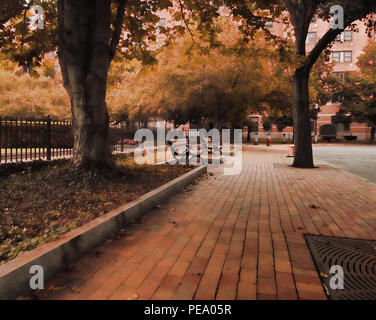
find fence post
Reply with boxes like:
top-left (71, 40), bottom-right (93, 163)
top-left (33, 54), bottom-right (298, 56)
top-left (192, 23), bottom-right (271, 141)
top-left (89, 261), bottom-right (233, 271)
top-left (10, 118), bottom-right (13, 162)
top-left (0, 116), bottom-right (2, 163)
top-left (46, 116), bottom-right (52, 161)
top-left (5, 117), bottom-right (8, 163)
top-left (121, 122), bottom-right (125, 153)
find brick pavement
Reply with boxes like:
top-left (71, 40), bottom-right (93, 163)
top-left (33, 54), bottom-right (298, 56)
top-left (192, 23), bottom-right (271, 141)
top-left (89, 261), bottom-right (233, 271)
top-left (34, 145), bottom-right (376, 300)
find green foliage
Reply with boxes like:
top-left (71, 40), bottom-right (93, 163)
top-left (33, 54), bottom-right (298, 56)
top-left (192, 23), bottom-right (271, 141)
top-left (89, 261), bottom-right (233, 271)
top-left (269, 115), bottom-right (293, 132)
top-left (0, 0), bottom-right (228, 71)
top-left (331, 111), bottom-right (352, 128)
top-left (262, 117), bottom-right (272, 132)
top-left (41, 58), bottom-right (57, 78)
top-left (309, 52), bottom-right (334, 106)
top-left (109, 23), bottom-right (295, 128)
top-left (0, 69), bottom-right (70, 119)
top-left (2, 0), bottom-right (374, 128)
top-left (333, 42), bottom-right (376, 131)
top-left (0, 0), bottom-right (58, 74)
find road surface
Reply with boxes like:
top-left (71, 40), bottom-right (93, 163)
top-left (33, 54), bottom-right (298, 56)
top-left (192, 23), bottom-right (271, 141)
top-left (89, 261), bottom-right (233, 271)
top-left (313, 145), bottom-right (376, 184)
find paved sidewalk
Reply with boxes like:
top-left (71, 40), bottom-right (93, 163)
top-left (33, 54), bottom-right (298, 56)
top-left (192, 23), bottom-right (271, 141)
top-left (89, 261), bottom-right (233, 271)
top-left (34, 145), bottom-right (376, 300)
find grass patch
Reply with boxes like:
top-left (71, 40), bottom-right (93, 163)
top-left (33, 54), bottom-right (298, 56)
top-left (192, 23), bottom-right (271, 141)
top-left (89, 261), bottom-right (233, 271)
top-left (0, 154), bottom-right (192, 264)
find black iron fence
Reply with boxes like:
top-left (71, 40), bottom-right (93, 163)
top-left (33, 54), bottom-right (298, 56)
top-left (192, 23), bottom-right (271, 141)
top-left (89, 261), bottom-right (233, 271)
top-left (110, 122), bottom-right (140, 153)
top-left (0, 117), bottom-right (139, 164)
top-left (0, 116), bottom-right (73, 163)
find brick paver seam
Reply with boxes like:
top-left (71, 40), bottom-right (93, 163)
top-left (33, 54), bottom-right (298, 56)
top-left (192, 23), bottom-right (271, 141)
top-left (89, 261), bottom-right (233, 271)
top-left (151, 168), bottom-right (240, 299)
top-left (190, 160), bottom-right (252, 299)
top-left (214, 153), bottom-right (257, 300)
top-left (84, 170), bottom-right (226, 299)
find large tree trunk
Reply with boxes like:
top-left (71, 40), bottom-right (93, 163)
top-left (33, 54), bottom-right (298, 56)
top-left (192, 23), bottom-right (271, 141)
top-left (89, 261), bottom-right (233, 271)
top-left (292, 68), bottom-right (314, 168)
top-left (283, 0), bottom-right (371, 168)
top-left (57, 0), bottom-right (113, 171)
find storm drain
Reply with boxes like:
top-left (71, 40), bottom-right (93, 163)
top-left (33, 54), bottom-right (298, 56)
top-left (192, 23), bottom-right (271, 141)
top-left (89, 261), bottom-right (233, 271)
top-left (304, 234), bottom-right (376, 300)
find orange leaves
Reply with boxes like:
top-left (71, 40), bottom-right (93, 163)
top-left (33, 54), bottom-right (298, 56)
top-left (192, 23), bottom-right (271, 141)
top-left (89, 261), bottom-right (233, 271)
top-left (0, 69), bottom-right (70, 119)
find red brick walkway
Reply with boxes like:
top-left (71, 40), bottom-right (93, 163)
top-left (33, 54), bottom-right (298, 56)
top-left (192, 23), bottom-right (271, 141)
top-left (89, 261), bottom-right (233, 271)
top-left (35, 145), bottom-right (376, 300)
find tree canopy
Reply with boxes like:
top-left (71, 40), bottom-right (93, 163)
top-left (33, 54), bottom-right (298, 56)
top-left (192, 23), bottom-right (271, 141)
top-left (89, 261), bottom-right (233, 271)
top-left (332, 42), bottom-right (376, 143)
top-left (108, 22), bottom-right (295, 129)
top-left (1, 0), bottom-right (376, 170)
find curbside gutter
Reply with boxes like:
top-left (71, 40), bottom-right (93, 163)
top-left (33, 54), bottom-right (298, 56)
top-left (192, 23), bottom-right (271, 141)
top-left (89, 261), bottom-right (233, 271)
top-left (0, 165), bottom-right (207, 300)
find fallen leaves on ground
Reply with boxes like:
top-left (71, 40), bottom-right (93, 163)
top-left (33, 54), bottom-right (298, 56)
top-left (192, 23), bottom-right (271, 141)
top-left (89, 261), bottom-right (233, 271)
top-left (0, 154), bottom-right (192, 264)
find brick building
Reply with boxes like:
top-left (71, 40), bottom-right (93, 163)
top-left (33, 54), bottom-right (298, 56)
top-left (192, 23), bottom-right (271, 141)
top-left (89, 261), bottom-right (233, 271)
top-left (252, 17), bottom-right (376, 141)
top-left (154, 10), bottom-right (375, 141)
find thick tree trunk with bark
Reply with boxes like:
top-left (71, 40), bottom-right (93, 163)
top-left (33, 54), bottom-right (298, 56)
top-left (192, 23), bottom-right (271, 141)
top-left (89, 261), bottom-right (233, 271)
top-left (283, 0), bottom-right (346, 168)
top-left (283, 1), bottom-right (316, 168)
top-left (57, 0), bottom-right (113, 171)
top-left (292, 68), bottom-right (314, 168)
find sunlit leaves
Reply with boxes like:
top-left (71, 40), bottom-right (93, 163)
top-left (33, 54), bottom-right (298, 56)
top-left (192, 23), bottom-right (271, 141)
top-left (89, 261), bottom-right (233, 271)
top-left (334, 42), bottom-right (376, 129)
top-left (108, 24), bottom-right (296, 128)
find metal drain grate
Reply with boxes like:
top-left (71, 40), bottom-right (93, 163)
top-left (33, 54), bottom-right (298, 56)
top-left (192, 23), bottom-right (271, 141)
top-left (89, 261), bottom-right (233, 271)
top-left (305, 234), bottom-right (376, 300)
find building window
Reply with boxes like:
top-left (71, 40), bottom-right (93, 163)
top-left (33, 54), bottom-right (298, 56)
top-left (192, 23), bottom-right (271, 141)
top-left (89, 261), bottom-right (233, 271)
top-left (265, 21), bottom-right (273, 29)
top-left (333, 71), bottom-right (345, 80)
top-left (344, 30), bottom-right (352, 41)
top-left (344, 51), bottom-right (352, 62)
top-left (336, 31), bottom-right (353, 42)
top-left (306, 32), bottom-right (317, 44)
top-left (333, 52), bottom-right (341, 62)
top-left (332, 51), bottom-right (352, 63)
top-left (158, 18), bottom-right (166, 27)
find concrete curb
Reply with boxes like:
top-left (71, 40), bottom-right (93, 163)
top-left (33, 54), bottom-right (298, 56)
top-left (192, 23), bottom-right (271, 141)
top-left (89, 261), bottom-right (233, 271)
top-left (0, 165), bottom-right (207, 300)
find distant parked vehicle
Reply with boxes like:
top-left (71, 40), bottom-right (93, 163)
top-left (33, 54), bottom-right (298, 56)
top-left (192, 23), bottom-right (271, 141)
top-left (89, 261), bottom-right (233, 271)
top-left (120, 139), bottom-right (138, 145)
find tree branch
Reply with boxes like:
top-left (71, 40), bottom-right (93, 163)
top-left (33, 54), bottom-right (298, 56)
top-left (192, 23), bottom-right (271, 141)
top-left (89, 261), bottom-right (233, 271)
top-left (178, 0), bottom-right (195, 45)
top-left (303, 22), bottom-right (351, 74)
top-left (56, 0), bottom-right (72, 98)
top-left (109, 0), bottom-right (128, 61)
top-left (283, 0), bottom-right (298, 26)
top-left (0, 0), bottom-right (30, 26)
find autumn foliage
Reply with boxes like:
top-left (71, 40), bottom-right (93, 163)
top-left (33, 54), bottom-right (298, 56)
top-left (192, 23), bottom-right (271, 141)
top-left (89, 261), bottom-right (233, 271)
top-left (0, 70), bottom-right (70, 119)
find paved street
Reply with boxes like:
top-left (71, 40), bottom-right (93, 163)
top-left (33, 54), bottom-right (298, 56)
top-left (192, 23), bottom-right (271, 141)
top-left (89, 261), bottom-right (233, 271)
top-left (313, 145), bottom-right (376, 184)
top-left (32, 145), bottom-right (376, 300)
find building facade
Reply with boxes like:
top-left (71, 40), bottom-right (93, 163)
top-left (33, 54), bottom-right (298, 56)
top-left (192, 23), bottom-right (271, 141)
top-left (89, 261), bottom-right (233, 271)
top-left (156, 10), bottom-right (375, 141)
top-left (253, 17), bottom-right (376, 141)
